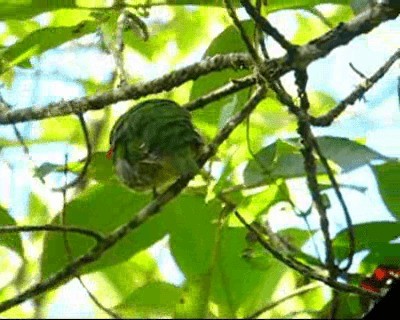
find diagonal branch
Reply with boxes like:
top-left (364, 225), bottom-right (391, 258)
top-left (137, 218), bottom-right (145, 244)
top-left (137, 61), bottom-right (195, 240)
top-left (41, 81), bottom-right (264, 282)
top-left (0, 86), bottom-right (267, 314)
top-left (233, 210), bottom-right (379, 299)
top-left (239, 0), bottom-right (296, 52)
top-left (223, 0), bottom-right (260, 63)
top-left (310, 48), bottom-right (400, 126)
top-left (246, 282), bottom-right (322, 319)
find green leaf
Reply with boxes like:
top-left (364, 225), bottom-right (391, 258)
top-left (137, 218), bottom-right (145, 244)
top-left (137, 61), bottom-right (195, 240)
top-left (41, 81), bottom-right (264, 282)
top-left (39, 116), bottom-right (83, 144)
top-left (168, 196), bottom-right (289, 317)
top-left (190, 20), bottom-right (254, 138)
top-left (361, 244), bottom-right (400, 268)
top-left (314, 136), bottom-right (390, 172)
top-left (333, 221), bottom-right (400, 261)
top-left (115, 282), bottom-right (182, 318)
top-left (86, 151), bottom-right (117, 184)
top-left (175, 275), bottom-right (209, 318)
top-left (279, 228), bottom-right (317, 248)
top-left (0, 206), bottom-right (23, 257)
top-left (6, 20), bottom-right (40, 39)
top-left (243, 139), bottom-right (309, 186)
top-left (1, 21), bottom-right (98, 73)
top-left (41, 184), bottom-right (170, 278)
top-left (26, 192), bottom-right (50, 225)
top-left (244, 136), bottom-right (391, 186)
top-left (86, 250), bottom-right (162, 312)
top-left (372, 162), bottom-right (400, 219)
top-left (292, 11), bottom-right (329, 45)
top-left (0, 0), bottom-right (106, 20)
top-left (212, 227), bottom-right (288, 318)
top-left (169, 197), bottom-right (220, 276)
top-left (126, 6), bottom-right (216, 61)
top-left (308, 91), bottom-right (337, 117)
top-left (319, 292), bottom-right (364, 319)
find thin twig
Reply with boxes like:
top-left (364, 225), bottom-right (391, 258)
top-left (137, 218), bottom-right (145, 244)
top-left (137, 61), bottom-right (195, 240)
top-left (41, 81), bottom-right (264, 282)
top-left (349, 62), bottom-right (367, 79)
top-left (254, 0), bottom-right (270, 61)
top-left (223, 0), bottom-right (260, 63)
top-left (311, 48), bottom-right (400, 126)
top-left (239, 0), bottom-right (296, 53)
top-left (60, 154), bottom-right (121, 319)
top-left (233, 210), bottom-right (379, 299)
top-left (52, 113), bottom-right (92, 192)
top-left (114, 9), bottom-right (130, 86)
top-left (124, 10), bottom-right (149, 41)
top-left (282, 309), bottom-right (322, 319)
top-left (184, 75), bottom-right (256, 112)
top-left (0, 94), bottom-right (44, 182)
top-left (246, 282), bottom-right (322, 319)
top-left (0, 225), bottom-right (104, 242)
top-left (307, 8), bottom-right (334, 28)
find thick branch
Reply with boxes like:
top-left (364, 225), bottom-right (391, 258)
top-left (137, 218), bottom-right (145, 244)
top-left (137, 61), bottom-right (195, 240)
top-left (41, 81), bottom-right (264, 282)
top-left (0, 53), bottom-right (252, 124)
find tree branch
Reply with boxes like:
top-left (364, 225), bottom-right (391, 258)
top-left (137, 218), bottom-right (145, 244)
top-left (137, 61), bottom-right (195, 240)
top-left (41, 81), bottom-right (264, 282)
top-left (310, 48), bottom-right (400, 126)
top-left (0, 225), bottom-right (104, 243)
top-left (233, 210), bottom-right (380, 299)
top-left (246, 282), bottom-right (322, 319)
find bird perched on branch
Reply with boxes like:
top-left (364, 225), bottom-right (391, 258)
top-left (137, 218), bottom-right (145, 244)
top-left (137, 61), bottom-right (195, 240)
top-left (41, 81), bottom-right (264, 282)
top-left (107, 99), bottom-right (204, 193)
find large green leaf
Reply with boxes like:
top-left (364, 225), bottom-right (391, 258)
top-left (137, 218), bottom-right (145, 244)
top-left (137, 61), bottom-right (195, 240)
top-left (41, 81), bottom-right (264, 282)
top-left (41, 184), bottom-right (169, 278)
top-left (333, 221), bottom-right (400, 261)
top-left (292, 11), bottom-right (330, 45)
top-left (243, 139), bottom-right (312, 186)
top-left (115, 282), bottom-right (182, 318)
top-left (0, 21), bottom-right (98, 73)
top-left (190, 20), bottom-right (254, 138)
top-left (372, 162), bottom-right (400, 219)
top-left (169, 197), bottom-right (220, 277)
top-left (361, 244), bottom-right (400, 269)
top-left (169, 200), bottom-right (290, 317)
top-left (314, 136), bottom-right (390, 172)
top-left (211, 227), bottom-right (289, 318)
top-left (244, 136), bottom-right (390, 186)
top-left (84, 250), bottom-right (162, 313)
top-left (0, 0), bottom-right (107, 20)
top-left (0, 206), bottom-right (24, 257)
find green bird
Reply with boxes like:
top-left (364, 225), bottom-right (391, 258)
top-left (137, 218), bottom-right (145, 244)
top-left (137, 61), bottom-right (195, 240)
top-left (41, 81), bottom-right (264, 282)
top-left (107, 99), bottom-right (204, 193)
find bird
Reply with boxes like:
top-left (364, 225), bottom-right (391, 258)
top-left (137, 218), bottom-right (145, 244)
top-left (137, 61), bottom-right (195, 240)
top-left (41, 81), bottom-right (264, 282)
top-left (107, 99), bottom-right (204, 194)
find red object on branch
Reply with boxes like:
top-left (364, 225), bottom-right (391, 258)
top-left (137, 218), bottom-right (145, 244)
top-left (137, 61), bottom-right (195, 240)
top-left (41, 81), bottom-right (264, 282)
top-left (361, 265), bottom-right (400, 293)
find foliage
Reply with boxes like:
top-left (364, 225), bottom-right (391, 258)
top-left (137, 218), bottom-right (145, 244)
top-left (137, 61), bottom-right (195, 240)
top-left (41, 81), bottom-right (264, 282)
top-left (0, 0), bottom-right (398, 318)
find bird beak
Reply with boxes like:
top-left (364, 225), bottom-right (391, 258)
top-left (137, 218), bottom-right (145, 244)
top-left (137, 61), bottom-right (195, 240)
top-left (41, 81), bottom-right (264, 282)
top-left (106, 147), bottom-right (114, 160)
